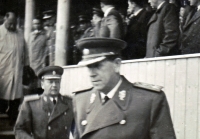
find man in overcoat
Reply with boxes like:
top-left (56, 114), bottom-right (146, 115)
top-left (73, 37), bottom-right (176, 139)
top-left (123, 0), bottom-right (153, 59)
top-left (96, 0), bottom-right (124, 39)
top-left (146, 0), bottom-right (179, 57)
top-left (0, 12), bottom-right (25, 124)
top-left (181, 0), bottom-right (200, 54)
top-left (15, 66), bottom-right (74, 139)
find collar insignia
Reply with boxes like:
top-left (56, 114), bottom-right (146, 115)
top-left (119, 90), bottom-right (126, 101)
top-left (90, 93), bottom-right (96, 104)
top-left (52, 71), bottom-right (56, 75)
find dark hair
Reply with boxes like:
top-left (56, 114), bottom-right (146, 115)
top-left (101, 0), bottom-right (118, 5)
top-left (129, 0), bottom-right (147, 7)
top-left (5, 12), bottom-right (16, 19)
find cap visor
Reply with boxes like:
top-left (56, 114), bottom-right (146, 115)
top-left (43, 15), bottom-right (52, 19)
top-left (78, 56), bottom-right (106, 66)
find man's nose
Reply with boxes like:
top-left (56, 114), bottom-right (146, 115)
top-left (52, 81), bottom-right (56, 86)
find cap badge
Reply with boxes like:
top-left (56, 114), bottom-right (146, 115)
top-left (52, 71), bottom-right (56, 75)
top-left (83, 49), bottom-right (90, 55)
top-left (90, 93), bottom-right (96, 104)
top-left (119, 90), bottom-right (126, 101)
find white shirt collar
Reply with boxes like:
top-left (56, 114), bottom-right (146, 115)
top-left (134, 8), bottom-right (143, 16)
top-left (49, 96), bottom-right (58, 102)
top-left (104, 7), bottom-right (115, 17)
top-left (157, 1), bottom-right (165, 10)
top-left (100, 78), bottom-right (122, 100)
top-left (198, 5), bottom-right (200, 11)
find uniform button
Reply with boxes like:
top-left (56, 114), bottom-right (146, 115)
top-left (119, 120), bottom-right (126, 125)
top-left (65, 126), bottom-right (67, 130)
top-left (48, 126), bottom-right (51, 130)
top-left (64, 112), bottom-right (67, 115)
top-left (48, 112), bottom-right (51, 116)
top-left (81, 120), bottom-right (87, 126)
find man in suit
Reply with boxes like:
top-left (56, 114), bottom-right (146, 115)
top-left (15, 66), bottom-right (74, 139)
top-left (73, 37), bottom-right (176, 139)
top-left (146, 0), bottom-right (179, 57)
top-left (96, 0), bottom-right (124, 39)
top-left (181, 0), bottom-right (200, 54)
top-left (122, 0), bottom-right (153, 59)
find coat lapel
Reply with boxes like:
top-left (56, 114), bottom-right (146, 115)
top-left (148, 12), bottom-right (157, 26)
top-left (48, 96), bottom-right (69, 123)
top-left (112, 76), bottom-right (132, 111)
top-left (185, 10), bottom-right (200, 28)
top-left (81, 76), bottom-right (133, 138)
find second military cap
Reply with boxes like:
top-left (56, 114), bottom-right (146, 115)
top-left (37, 66), bottom-right (63, 79)
top-left (77, 37), bottom-right (126, 66)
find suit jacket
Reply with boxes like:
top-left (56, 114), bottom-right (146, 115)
top-left (123, 9), bottom-right (153, 59)
top-left (73, 76), bottom-right (176, 139)
top-left (181, 8), bottom-right (200, 54)
top-left (96, 9), bottom-right (124, 39)
top-left (146, 3), bottom-right (179, 58)
top-left (15, 94), bottom-right (74, 139)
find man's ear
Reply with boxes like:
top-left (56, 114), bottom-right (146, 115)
top-left (113, 58), bottom-right (121, 73)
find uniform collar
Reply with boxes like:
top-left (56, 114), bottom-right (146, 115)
top-left (157, 1), bottom-right (165, 10)
top-left (104, 7), bottom-right (114, 17)
top-left (134, 8), bottom-right (143, 16)
top-left (100, 78), bottom-right (122, 100)
top-left (198, 5), bottom-right (200, 11)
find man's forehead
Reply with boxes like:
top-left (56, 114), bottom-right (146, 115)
top-left (6, 18), bottom-right (16, 23)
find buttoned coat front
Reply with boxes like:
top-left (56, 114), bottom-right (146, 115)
top-left (146, 3), bottom-right (179, 58)
top-left (123, 9), bottom-right (153, 59)
top-left (15, 94), bottom-right (74, 139)
top-left (181, 9), bottom-right (200, 54)
top-left (73, 76), bottom-right (176, 139)
top-left (96, 9), bottom-right (124, 39)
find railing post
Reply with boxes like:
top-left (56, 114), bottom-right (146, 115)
top-left (55, 0), bottom-right (70, 66)
top-left (24, 0), bottom-right (35, 65)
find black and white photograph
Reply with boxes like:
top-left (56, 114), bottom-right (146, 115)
top-left (0, 0), bottom-right (199, 139)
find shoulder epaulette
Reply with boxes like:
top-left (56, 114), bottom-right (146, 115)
top-left (61, 95), bottom-right (72, 101)
top-left (24, 94), bottom-right (40, 102)
top-left (133, 82), bottom-right (163, 92)
top-left (73, 87), bottom-right (93, 95)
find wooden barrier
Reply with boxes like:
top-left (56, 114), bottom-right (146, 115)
top-left (61, 53), bottom-right (200, 139)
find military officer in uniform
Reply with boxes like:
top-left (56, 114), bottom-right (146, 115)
top-left (73, 38), bottom-right (176, 139)
top-left (15, 66), bottom-right (74, 139)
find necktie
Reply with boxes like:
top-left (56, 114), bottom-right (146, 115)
top-left (102, 95), bottom-right (109, 104)
top-left (53, 98), bottom-right (56, 105)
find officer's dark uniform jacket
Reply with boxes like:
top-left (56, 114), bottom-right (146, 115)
top-left (73, 76), bottom-right (176, 139)
top-left (15, 94), bottom-right (74, 139)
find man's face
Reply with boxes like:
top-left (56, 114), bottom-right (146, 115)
top-left (91, 14), bottom-right (101, 26)
top-left (33, 19), bottom-right (42, 30)
top-left (148, 0), bottom-right (158, 8)
top-left (189, 0), bottom-right (198, 6)
top-left (87, 58), bottom-right (121, 92)
top-left (41, 79), bottom-right (61, 96)
top-left (4, 18), bottom-right (17, 32)
top-left (127, 1), bottom-right (136, 14)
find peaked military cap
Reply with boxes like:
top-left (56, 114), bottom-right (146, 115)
top-left (93, 7), bottom-right (104, 17)
top-left (77, 37), bottom-right (127, 66)
top-left (78, 15), bottom-right (90, 23)
top-left (43, 10), bottom-right (56, 19)
top-left (37, 66), bottom-right (63, 79)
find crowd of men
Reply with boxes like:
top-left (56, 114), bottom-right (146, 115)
top-left (0, 0), bottom-right (199, 138)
